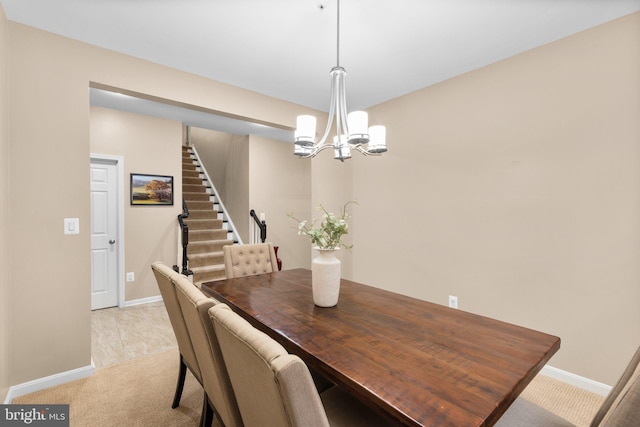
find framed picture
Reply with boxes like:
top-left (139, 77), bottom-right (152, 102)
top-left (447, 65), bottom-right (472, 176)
top-left (130, 173), bottom-right (174, 206)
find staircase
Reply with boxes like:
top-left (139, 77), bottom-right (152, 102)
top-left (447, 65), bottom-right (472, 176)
top-left (181, 146), bottom-right (235, 285)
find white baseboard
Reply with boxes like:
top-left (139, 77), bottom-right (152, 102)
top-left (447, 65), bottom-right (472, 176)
top-left (123, 295), bottom-right (163, 307)
top-left (2, 359), bottom-right (610, 405)
top-left (4, 363), bottom-right (95, 403)
top-left (541, 365), bottom-right (612, 396)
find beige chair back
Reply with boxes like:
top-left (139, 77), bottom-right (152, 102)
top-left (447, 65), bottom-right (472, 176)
top-left (223, 243), bottom-right (278, 278)
top-left (151, 262), bottom-right (201, 383)
top-left (591, 345), bottom-right (640, 427)
top-left (210, 304), bottom-right (330, 427)
top-left (173, 275), bottom-right (243, 427)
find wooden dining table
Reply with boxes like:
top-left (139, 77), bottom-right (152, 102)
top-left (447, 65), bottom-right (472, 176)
top-left (202, 268), bottom-right (560, 427)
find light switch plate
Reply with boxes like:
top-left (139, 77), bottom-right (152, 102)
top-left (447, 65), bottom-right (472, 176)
top-left (64, 218), bottom-right (80, 235)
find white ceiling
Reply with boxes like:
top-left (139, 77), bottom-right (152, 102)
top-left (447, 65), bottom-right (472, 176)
top-left (2, 0), bottom-right (639, 138)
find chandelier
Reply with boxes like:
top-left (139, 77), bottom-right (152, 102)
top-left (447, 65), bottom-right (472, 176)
top-left (293, 0), bottom-right (387, 161)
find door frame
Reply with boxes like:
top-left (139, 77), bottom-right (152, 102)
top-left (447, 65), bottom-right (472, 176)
top-left (90, 153), bottom-right (125, 308)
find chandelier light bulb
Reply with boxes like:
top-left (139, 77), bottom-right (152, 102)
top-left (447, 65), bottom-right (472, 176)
top-left (347, 111), bottom-right (369, 145)
top-left (367, 125), bottom-right (387, 153)
top-left (295, 115), bottom-right (316, 146)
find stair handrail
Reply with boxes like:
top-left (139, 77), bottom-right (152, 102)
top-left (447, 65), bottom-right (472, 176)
top-left (247, 211), bottom-right (281, 269)
top-left (189, 145), bottom-right (243, 244)
top-left (177, 199), bottom-right (193, 276)
top-left (250, 209), bottom-right (267, 243)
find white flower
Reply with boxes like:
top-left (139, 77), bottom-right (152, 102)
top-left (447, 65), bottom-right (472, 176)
top-left (288, 201), bottom-right (357, 250)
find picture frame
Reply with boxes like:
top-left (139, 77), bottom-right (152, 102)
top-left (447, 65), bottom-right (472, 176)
top-left (130, 173), bottom-right (174, 206)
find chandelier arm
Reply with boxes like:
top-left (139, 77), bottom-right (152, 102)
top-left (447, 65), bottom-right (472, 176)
top-left (337, 72), bottom-right (349, 138)
top-left (297, 142), bottom-right (335, 159)
top-left (317, 143), bottom-right (336, 154)
top-left (335, 81), bottom-right (344, 145)
top-left (314, 70), bottom-right (339, 149)
top-left (353, 145), bottom-right (382, 156)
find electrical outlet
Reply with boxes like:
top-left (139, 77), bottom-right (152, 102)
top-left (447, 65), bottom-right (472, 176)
top-left (126, 272), bottom-right (135, 282)
top-left (449, 295), bottom-right (458, 309)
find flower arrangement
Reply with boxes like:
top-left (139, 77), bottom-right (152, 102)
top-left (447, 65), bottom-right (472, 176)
top-left (289, 201), bottom-right (357, 250)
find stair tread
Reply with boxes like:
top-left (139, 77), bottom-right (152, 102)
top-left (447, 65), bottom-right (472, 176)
top-left (190, 239), bottom-right (233, 245)
top-left (181, 147), bottom-right (237, 280)
top-left (185, 222), bottom-right (223, 226)
top-left (190, 264), bottom-right (226, 273)
top-left (189, 250), bottom-right (224, 259)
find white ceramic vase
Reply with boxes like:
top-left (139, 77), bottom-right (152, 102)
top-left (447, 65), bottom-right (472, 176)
top-left (311, 248), bottom-right (341, 307)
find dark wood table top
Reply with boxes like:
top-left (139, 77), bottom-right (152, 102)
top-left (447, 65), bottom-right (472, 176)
top-left (202, 268), bottom-right (560, 427)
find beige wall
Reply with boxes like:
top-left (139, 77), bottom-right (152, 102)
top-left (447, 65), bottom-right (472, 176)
top-left (355, 13), bottom-right (640, 385)
top-left (191, 128), bottom-right (234, 204)
top-left (249, 135), bottom-right (311, 270)
top-left (8, 26), bottom-right (93, 386)
top-left (0, 4), bottom-right (9, 400)
top-left (224, 135), bottom-right (250, 243)
top-left (90, 106), bottom-right (182, 301)
top-left (6, 21), bottom-right (318, 386)
top-left (310, 152), bottom-right (355, 278)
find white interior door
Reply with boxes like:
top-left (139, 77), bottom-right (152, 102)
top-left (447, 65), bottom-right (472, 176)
top-left (90, 160), bottom-right (119, 310)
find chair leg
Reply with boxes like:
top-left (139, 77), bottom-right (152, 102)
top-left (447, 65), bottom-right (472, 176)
top-left (200, 393), bottom-right (214, 427)
top-left (172, 354), bottom-right (188, 409)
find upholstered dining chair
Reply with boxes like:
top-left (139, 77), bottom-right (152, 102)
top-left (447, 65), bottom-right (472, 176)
top-left (151, 262), bottom-right (202, 409)
top-left (173, 274), bottom-right (243, 427)
top-left (223, 242), bottom-right (278, 278)
top-left (209, 303), bottom-right (394, 427)
top-left (496, 345), bottom-right (640, 427)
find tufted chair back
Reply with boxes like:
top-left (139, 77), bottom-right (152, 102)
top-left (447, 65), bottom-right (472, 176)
top-left (223, 243), bottom-right (279, 278)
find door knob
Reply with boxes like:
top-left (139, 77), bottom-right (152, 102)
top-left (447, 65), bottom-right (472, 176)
top-left (109, 240), bottom-right (116, 244)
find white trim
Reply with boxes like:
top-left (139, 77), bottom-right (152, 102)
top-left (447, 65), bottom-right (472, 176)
top-left (4, 363), bottom-right (95, 403)
top-left (1, 352), bottom-right (610, 404)
top-left (90, 153), bottom-right (126, 308)
top-left (123, 295), bottom-right (163, 307)
top-left (541, 365), bottom-right (612, 396)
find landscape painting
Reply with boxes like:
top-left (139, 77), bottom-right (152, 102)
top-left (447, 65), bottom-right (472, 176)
top-left (130, 173), bottom-right (174, 206)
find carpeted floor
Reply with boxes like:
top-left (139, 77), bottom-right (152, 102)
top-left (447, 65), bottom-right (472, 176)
top-left (13, 349), bottom-right (211, 427)
top-left (12, 346), bottom-right (605, 427)
top-left (519, 374), bottom-right (605, 426)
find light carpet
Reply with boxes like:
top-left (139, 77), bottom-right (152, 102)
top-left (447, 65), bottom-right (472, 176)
top-left (519, 374), bottom-right (604, 426)
top-left (12, 349), bottom-right (217, 427)
top-left (12, 348), bottom-right (604, 426)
